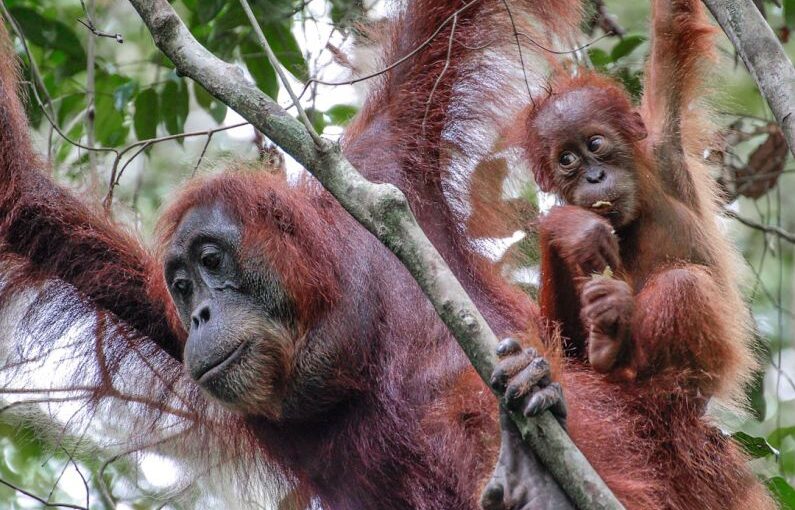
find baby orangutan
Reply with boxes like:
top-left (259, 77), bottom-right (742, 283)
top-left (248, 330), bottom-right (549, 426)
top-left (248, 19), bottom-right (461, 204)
top-left (516, 0), bottom-right (755, 398)
top-left (481, 1), bottom-right (764, 508)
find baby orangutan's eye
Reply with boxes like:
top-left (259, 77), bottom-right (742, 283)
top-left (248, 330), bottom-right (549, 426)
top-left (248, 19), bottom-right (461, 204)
top-left (559, 151), bottom-right (579, 169)
top-left (587, 135), bottom-right (606, 153)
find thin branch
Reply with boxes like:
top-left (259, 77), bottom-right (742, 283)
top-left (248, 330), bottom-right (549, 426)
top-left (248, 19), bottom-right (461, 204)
top-left (702, 0), bottom-right (795, 157)
top-left (102, 121), bottom-right (249, 210)
top-left (517, 30), bottom-right (615, 56)
top-left (0, 478), bottom-right (87, 510)
top-left (422, 14), bottom-right (457, 135)
top-left (193, 131), bottom-right (214, 176)
top-left (76, 18), bottom-right (124, 43)
top-left (83, 0), bottom-right (99, 190)
top-left (1, 13), bottom-right (119, 157)
top-left (586, 0), bottom-right (625, 37)
top-left (125, 1), bottom-right (623, 508)
top-left (295, 0), bottom-right (483, 102)
top-left (64, 450), bottom-right (90, 510)
top-left (47, 448), bottom-right (89, 510)
top-left (0, 1), bottom-right (58, 162)
top-left (78, 0), bottom-right (124, 43)
top-left (238, 0), bottom-right (322, 147)
top-left (501, 0), bottom-right (532, 100)
top-left (724, 208), bottom-right (795, 243)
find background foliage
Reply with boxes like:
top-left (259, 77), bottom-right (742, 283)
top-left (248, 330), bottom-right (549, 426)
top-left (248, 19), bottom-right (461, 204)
top-left (0, 0), bottom-right (794, 508)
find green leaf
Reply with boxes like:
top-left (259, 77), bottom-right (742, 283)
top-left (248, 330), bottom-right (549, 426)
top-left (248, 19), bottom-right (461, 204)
top-left (57, 93), bottom-right (85, 126)
top-left (9, 7), bottom-right (52, 48)
top-left (769, 427), bottom-right (795, 449)
top-left (305, 107), bottom-right (327, 134)
top-left (161, 79), bottom-right (190, 138)
top-left (134, 88), bottom-right (159, 141)
top-left (263, 22), bottom-right (308, 81)
top-left (94, 93), bottom-right (128, 147)
top-left (588, 48), bottom-right (611, 68)
top-left (326, 104), bottom-right (358, 126)
top-left (785, 0), bottom-right (795, 28)
top-left (613, 67), bottom-right (643, 102)
top-left (767, 477), bottom-right (795, 510)
top-left (242, 36), bottom-right (278, 98)
top-left (197, 0), bottom-right (225, 24)
top-left (194, 83), bottom-right (227, 124)
top-left (731, 431), bottom-right (778, 459)
top-left (114, 81), bottom-right (138, 112)
top-left (9, 6), bottom-right (86, 76)
top-left (330, 0), bottom-right (365, 26)
top-left (610, 35), bottom-right (646, 62)
top-left (55, 122), bottom-right (84, 165)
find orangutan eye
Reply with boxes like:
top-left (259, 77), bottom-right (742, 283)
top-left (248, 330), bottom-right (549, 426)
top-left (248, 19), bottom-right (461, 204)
top-left (587, 135), bottom-right (606, 153)
top-left (172, 278), bottom-right (192, 298)
top-left (200, 247), bottom-right (222, 271)
top-left (558, 151), bottom-right (579, 169)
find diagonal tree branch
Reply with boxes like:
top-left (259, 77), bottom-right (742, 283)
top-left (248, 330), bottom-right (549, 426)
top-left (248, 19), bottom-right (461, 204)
top-left (702, 0), bottom-right (795, 158)
top-left (124, 0), bottom-right (623, 508)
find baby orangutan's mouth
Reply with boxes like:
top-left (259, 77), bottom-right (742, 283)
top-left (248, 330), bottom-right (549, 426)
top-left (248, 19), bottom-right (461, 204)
top-left (591, 200), bottom-right (613, 210)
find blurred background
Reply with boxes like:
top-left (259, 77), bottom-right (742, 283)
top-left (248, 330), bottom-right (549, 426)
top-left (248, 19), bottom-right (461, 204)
top-left (0, 0), bottom-right (793, 508)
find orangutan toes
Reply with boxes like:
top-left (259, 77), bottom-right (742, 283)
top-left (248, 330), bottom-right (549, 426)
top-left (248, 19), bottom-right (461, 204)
top-left (482, 342), bottom-right (572, 509)
top-left (491, 338), bottom-right (567, 425)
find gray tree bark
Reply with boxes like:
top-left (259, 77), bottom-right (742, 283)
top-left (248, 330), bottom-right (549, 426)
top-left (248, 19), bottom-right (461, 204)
top-left (703, 0), bottom-right (795, 157)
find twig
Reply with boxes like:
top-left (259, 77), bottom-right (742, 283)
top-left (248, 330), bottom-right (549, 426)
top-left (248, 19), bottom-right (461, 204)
top-left (500, 0), bottom-right (532, 100)
top-left (1, 12), bottom-right (118, 157)
top-left (97, 430), bottom-right (187, 507)
top-left (294, 0), bottom-right (483, 102)
top-left (421, 14), bottom-right (457, 135)
top-left (65, 451), bottom-right (90, 510)
top-left (102, 121), bottom-right (248, 210)
top-left (47, 447), bottom-right (89, 509)
top-left (78, 0), bottom-right (123, 43)
top-left (0, 1), bottom-right (57, 156)
top-left (723, 208), bottom-right (795, 244)
top-left (0, 478), bottom-right (87, 510)
top-left (517, 30), bottom-right (615, 56)
top-left (587, 0), bottom-right (625, 37)
top-left (193, 131), bottom-right (214, 176)
top-left (238, 0), bottom-right (323, 147)
top-left (84, 0), bottom-right (99, 190)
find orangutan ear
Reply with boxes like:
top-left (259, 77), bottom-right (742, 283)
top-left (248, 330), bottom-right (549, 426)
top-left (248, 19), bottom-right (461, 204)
top-left (629, 111), bottom-right (648, 142)
top-left (531, 161), bottom-right (555, 193)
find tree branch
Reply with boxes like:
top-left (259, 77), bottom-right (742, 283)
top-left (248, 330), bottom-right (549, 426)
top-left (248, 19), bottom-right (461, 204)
top-left (124, 1), bottom-right (623, 508)
top-left (702, 0), bottom-right (795, 158)
top-left (724, 208), bottom-right (795, 244)
top-left (0, 478), bottom-right (87, 510)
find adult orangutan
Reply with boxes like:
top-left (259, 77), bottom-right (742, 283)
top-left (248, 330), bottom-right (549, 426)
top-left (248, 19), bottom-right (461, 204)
top-left (0, 1), bottom-right (772, 509)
